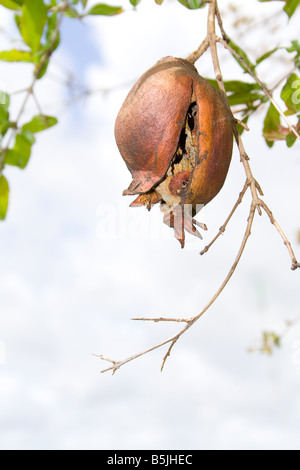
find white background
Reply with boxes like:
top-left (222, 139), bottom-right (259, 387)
top-left (0, 0), bottom-right (300, 450)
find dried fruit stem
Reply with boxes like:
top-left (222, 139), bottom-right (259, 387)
top-left (186, 37), bottom-right (209, 64)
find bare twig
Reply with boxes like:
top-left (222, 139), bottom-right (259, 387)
top-left (186, 37), bottom-right (209, 64)
top-left (215, 2), bottom-right (230, 43)
top-left (259, 200), bottom-right (300, 271)
top-left (200, 179), bottom-right (250, 255)
top-left (132, 317), bottom-right (190, 323)
top-left (235, 118), bottom-right (250, 131)
top-left (208, 1), bottom-right (226, 97)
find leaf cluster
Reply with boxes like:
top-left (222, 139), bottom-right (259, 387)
top-left (263, 42), bottom-right (300, 148)
top-left (0, 0), bottom-right (125, 219)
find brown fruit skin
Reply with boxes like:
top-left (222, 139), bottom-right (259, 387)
top-left (168, 171), bottom-right (191, 197)
top-left (115, 56), bottom-right (233, 207)
top-left (115, 57), bottom-right (194, 195)
top-left (183, 72), bottom-right (233, 209)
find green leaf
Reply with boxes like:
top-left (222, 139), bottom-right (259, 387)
top-left (0, 174), bottom-right (9, 220)
top-left (177, 0), bottom-right (206, 8)
top-left (280, 73), bottom-right (300, 114)
top-left (256, 47), bottom-right (279, 66)
top-left (20, 0), bottom-right (47, 53)
top-left (64, 6), bottom-right (81, 17)
top-left (34, 59), bottom-right (49, 80)
top-left (286, 40), bottom-right (300, 69)
top-left (0, 0), bottom-right (23, 10)
top-left (35, 11), bottom-right (61, 80)
top-left (189, 0), bottom-right (205, 7)
top-left (85, 3), bottom-right (123, 15)
top-left (207, 79), bottom-right (261, 94)
top-left (22, 114), bottom-right (58, 133)
top-left (227, 91), bottom-right (265, 107)
top-left (44, 12), bottom-right (60, 51)
top-left (0, 121), bottom-right (13, 137)
top-left (286, 39), bottom-right (300, 57)
top-left (283, 0), bottom-right (300, 18)
top-left (225, 81), bottom-right (261, 93)
top-left (4, 129), bottom-right (35, 169)
top-left (0, 92), bottom-right (9, 109)
top-left (286, 132), bottom-right (297, 147)
top-left (263, 103), bottom-right (281, 147)
top-left (14, 12), bottom-right (22, 34)
top-left (0, 49), bottom-right (34, 62)
top-left (206, 79), bottom-right (265, 109)
top-left (0, 94), bottom-right (11, 136)
top-left (130, 0), bottom-right (141, 5)
top-left (259, 0), bottom-right (300, 17)
top-left (261, 331), bottom-right (281, 354)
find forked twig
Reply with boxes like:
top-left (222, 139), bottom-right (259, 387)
top-left (97, 195), bottom-right (257, 374)
top-left (200, 179), bottom-right (250, 256)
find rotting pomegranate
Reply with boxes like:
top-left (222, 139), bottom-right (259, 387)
top-left (114, 56), bottom-right (234, 248)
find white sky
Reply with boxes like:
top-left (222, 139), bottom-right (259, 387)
top-left (0, 0), bottom-right (300, 450)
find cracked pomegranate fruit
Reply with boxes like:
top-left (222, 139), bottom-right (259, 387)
top-left (114, 56), bottom-right (233, 247)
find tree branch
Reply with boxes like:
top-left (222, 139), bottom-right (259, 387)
top-left (95, 0), bottom-right (299, 375)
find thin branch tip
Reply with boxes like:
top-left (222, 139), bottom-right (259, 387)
top-left (292, 260), bottom-right (300, 271)
top-left (132, 317), bottom-right (190, 323)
